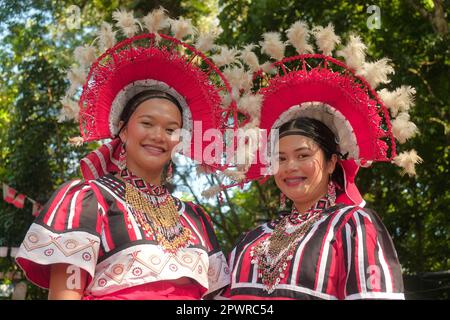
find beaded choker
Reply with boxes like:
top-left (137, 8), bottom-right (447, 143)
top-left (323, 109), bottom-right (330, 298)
top-left (120, 168), bottom-right (192, 253)
top-left (250, 198), bottom-right (331, 294)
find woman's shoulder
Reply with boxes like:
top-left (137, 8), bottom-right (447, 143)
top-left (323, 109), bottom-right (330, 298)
top-left (326, 204), bottom-right (388, 234)
top-left (181, 201), bottom-right (213, 222)
top-left (50, 178), bottom-right (93, 197)
top-left (326, 203), bottom-right (377, 218)
top-left (336, 204), bottom-right (381, 220)
top-left (43, 178), bottom-right (101, 210)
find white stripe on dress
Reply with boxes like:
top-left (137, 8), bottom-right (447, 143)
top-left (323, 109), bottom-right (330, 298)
top-left (93, 149), bottom-right (108, 175)
top-left (67, 185), bottom-right (91, 229)
top-left (232, 231), bottom-right (266, 284)
top-left (182, 208), bottom-right (206, 247)
top-left (353, 211), bottom-right (367, 293)
top-left (315, 207), bottom-right (349, 292)
top-left (357, 210), bottom-right (393, 293)
top-left (47, 180), bottom-right (81, 226)
top-left (81, 157), bottom-right (99, 179)
top-left (345, 291), bottom-right (404, 300)
top-left (345, 223), bottom-right (352, 297)
top-left (289, 214), bottom-right (330, 285)
top-left (104, 141), bottom-right (120, 166)
top-left (232, 282), bottom-right (338, 300)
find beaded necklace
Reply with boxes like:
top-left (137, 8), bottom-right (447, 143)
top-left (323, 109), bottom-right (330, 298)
top-left (120, 168), bottom-right (192, 253)
top-left (250, 198), bottom-right (331, 294)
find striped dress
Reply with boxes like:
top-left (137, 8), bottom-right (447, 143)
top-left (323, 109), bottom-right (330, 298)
top-left (227, 204), bottom-right (404, 300)
top-left (15, 174), bottom-right (230, 299)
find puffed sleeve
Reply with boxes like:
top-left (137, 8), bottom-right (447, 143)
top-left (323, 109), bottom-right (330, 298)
top-left (15, 179), bottom-right (103, 289)
top-left (337, 207), bottom-right (405, 300)
top-left (189, 203), bottom-right (231, 297)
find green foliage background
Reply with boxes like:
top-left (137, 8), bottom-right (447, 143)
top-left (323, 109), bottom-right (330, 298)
top-left (0, 0), bottom-right (448, 299)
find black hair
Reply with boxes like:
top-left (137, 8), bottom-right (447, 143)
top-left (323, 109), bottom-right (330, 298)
top-left (278, 117), bottom-right (345, 189)
top-left (117, 89), bottom-right (183, 136)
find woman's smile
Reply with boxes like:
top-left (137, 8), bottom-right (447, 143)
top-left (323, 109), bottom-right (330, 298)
top-left (141, 143), bottom-right (167, 156)
top-left (283, 176), bottom-right (307, 187)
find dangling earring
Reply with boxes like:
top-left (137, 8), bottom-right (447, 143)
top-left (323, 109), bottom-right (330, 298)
top-left (166, 161), bottom-right (173, 183)
top-left (118, 142), bottom-right (127, 171)
top-left (327, 176), bottom-right (336, 207)
top-left (280, 192), bottom-right (287, 210)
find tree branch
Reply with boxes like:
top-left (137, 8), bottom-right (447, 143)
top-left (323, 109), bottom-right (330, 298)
top-left (406, 0), bottom-right (448, 36)
top-left (211, 173), bottom-right (243, 234)
top-left (254, 181), bottom-right (273, 220)
top-left (177, 169), bottom-right (202, 205)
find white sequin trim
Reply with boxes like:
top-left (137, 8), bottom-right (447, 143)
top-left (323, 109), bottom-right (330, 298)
top-left (109, 79), bottom-right (193, 137)
top-left (271, 102), bottom-right (359, 160)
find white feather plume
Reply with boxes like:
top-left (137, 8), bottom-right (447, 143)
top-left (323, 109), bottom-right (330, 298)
top-left (68, 136), bottom-right (85, 147)
top-left (170, 17), bottom-right (196, 40)
top-left (97, 22), bottom-right (117, 52)
top-left (59, 96), bottom-right (79, 122)
top-left (391, 112), bottom-right (419, 143)
top-left (142, 7), bottom-right (169, 34)
top-left (393, 149), bottom-right (423, 176)
top-left (240, 44), bottom-right (260, 72)
top-left (242, 118), bottom-right (261, 129)
top-left (235, 132), bottom-right (258, 171)
top-left (211, 46), bottom-right (239, 67)
top-left (377, 88), bottom-right (398, 114)
top-left (195, 31), bottom-right (217, 52)
top-left (260, 32), bottom-right (285, 61)
top-left (336, 34), bottom-right (367, 71)
top-left (112, 9), bottom-right (140, 38)
top-left (312, 23), bottom-right (341, 56)
top-left (222, 169), bottom-right (246, 182)
top-left (378, 85), bottom-right (416, 117)
top-left (260, 61), bottom-right (275, 74)
top-left (286, 21), bottom-right (313, 54)
top-left (395, 85), bottom-right (416, 114)
top-left (223, 67), bottom-right (253, 93)
top-left (357, 57), bottom-right (395, 88)
top-left (67, 66), bottom-right (86, 88)
top-left (74, 45), bottom-right (97, 69)
top-left (238, 93), bottom-right (263, 120)
top-left (196, 164), bottom-right (215, 177)
top-left (66, 83), bottom-right (78, 97)
top-left (219, 91), bottom-right (232, 109)
top-left (201, 185), bottom-right (222, 199)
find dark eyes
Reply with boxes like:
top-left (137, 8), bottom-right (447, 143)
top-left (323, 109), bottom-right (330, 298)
top-left (141, 122), bottom-right (178, 135)
top-left (278, 154), bottom-right (309, 162)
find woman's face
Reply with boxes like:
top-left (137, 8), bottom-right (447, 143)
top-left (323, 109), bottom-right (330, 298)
top-left (274, 135), bottom-right (336, 210)
top-left (119, 98), bottom-right (182, 176)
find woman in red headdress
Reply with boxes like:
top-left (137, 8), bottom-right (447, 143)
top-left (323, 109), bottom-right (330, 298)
top-left (15, 8), bottom-right (237, 300)
top-left (224, 22), bottom-right (421, 300)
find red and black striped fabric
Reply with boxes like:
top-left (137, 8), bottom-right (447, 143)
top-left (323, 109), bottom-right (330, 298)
top-left (226, 205), bottom-right (404, 300)
top-left (16, 174), bottom-right (229, 298)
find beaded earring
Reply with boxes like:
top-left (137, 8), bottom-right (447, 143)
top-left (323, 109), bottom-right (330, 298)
top-left (280, 192), bottom-right (287, 210)
top-left (327, 177), bottom-right (336, 207)
top-left (165, 161), bottom-right (173, 183)
top-left (118, 142), bottom-right (127, 170)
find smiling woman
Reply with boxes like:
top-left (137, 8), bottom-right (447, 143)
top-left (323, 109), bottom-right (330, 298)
top-left (223, 20), bottom-right (420, 300)
top-left (226, 117), bottom-right (405, 300)
top-left (118, 96), bottom-right (183, 185)
top-left (14, 8), bottom-right (237, 300)
top-left (274, 118), bottom-right (339, 213)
